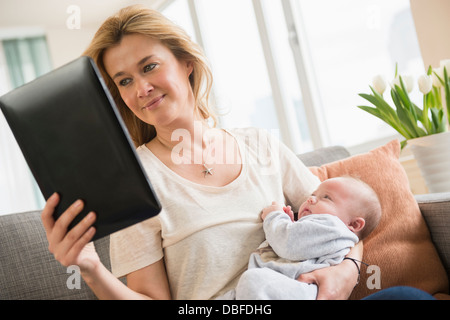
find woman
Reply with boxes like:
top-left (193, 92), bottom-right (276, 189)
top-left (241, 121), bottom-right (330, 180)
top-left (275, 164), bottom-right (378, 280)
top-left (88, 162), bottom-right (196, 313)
top-left (41, 5), bottom-right (366, 300)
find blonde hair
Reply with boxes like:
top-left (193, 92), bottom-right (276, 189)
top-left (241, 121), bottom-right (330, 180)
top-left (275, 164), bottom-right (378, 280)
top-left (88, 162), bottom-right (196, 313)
top-left (83, 5), bottom-right (216, 146)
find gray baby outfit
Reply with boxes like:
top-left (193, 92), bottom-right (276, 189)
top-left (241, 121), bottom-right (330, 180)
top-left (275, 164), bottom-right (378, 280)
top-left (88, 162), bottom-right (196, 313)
top-left (219, 211), bottom-right (358, 300)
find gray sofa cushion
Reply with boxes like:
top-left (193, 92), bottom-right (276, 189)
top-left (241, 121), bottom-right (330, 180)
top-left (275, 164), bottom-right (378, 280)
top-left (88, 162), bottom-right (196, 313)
top-left (0, 210), bottom-right (110, 300)
top-left (416, 192), bottom-right (450, 277)
top-left (297, 146), bottom-right (350, 167)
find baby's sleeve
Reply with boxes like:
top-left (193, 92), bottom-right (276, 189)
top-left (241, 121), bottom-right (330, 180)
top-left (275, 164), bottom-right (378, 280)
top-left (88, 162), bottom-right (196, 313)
top-left (264, 213), bottom-right (358, 261)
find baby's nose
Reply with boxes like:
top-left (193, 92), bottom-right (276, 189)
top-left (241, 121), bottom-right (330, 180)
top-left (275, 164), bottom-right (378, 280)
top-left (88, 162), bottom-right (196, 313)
top-left (307, 196), bottom-right (317, 204)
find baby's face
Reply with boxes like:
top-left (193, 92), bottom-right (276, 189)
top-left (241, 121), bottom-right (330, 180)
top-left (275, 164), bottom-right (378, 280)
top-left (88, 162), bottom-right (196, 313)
top-left (298, 178), bottom-right (357, 225)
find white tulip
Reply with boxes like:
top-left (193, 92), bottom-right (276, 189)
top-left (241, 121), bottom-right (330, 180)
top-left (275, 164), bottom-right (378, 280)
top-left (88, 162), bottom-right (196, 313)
top-left (391, 75), bottom-right (414, 92)
top-left (372, 74), bottom-right (387, 94)
top-left (417, 74), bottom-right (433, 94)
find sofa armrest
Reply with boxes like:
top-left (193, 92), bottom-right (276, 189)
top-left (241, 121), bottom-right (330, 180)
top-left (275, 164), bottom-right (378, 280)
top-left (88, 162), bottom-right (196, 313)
top-left (0, 210), bottom-right (111, 299)
top-left (415, 192), bottom-right (450, 278)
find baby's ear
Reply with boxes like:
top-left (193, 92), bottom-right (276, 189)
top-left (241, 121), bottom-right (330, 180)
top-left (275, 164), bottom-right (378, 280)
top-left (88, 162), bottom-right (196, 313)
top-left (348, 217), bottom-right (365, 233)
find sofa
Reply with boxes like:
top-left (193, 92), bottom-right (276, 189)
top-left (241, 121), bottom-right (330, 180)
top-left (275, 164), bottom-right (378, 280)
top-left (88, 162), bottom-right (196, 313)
top-left (1, 144), bottom-right (449, 300)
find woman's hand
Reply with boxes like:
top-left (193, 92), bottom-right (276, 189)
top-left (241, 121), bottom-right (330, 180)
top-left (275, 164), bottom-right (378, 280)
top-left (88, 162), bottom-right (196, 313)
top-left (297, 241), bottom-right (363, 300)
top-left (42, 192), bottom-right (170, 299)
top-left (297, 261), bottom-right (358, 299)
top-left (41, 192), bottom-right (100, 275)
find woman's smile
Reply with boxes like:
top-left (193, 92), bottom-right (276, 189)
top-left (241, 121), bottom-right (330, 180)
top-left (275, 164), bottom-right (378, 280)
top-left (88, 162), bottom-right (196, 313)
top-left (141, 95), bottom-right (166, 111)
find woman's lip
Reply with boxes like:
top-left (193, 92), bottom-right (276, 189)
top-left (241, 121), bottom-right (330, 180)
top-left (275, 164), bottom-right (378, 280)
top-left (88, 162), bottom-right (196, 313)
top-left (142, 95), bottom-right (164, 110)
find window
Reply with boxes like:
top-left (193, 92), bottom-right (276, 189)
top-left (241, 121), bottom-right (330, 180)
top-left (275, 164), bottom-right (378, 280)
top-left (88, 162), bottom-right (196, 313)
top-left (195, 0), bottom-right (280, 137)
top-left (161, 0), bottom-right (422, 150)
top-left (293, 0), bottom-right (422, 147)
top-left (260, 0), bottom-right (313, 151)
top-left (0, 35), bottom-right (51, 215)
top-left (162, 0), bottom-right (197, 42)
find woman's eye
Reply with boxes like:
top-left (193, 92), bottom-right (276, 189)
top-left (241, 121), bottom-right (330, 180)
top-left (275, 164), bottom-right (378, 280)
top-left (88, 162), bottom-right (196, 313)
top-left (119, 78), bottom-right (132, 87)
top-left (143, 63), bottom-right (156, 73)
top-left (324, 195), bottom-right (332, 200)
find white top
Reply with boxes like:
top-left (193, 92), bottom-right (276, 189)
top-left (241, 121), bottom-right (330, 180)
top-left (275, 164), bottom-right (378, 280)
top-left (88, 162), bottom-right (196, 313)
top-left (109, 127), bottom-right (320, 299)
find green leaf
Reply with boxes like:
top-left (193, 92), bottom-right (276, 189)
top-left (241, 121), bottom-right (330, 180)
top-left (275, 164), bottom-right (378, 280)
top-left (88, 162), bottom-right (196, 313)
top-left (433, 70), bottom-right (445, 86)
top-left (398, 76), bottom-right (418, 121)
top-left (395, 102), bottom-right (417, 137)
top-left (422, 94), bottom-right (431, 133)
top-left (359, 91), bottom-right (399, 125)
top-left (400, 140), bottom-right (408, 149)
top-left (392, 88), bottom-right (426, 137)
top-left (443, 66), bottom-right (450, 125)
top-left (393, 83), bottom-right (426, 137)
top-left (357, 105), bottom-right (410, 139)
top-left (368, 86), bottom-right (402, 120)
top-left (389, 89), bottom-right (414, 137)
top-left (430, 107), bottom-right (446, 133)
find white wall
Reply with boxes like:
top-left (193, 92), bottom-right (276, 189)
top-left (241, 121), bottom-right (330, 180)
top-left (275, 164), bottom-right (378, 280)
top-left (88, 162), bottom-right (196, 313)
top-left (410, 0), bottom-right (450, 68)
top-left (0, 0), bottom-right (166, 69)
top-left (46, 27), bottom-right (97, 68)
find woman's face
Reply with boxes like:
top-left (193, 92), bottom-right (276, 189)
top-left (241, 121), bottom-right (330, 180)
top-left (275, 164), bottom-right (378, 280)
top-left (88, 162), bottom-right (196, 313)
top-left (103, 34), bottom-right (194, 128)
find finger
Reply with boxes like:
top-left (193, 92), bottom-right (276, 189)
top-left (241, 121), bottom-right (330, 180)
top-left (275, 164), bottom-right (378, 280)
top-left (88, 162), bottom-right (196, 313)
top-left (64, 227), bottom-right (96, 266)
top-left (54, 211), bottom-right (96, 264)
top-left (61, 211), bottom-right (96, 249)
top-left (51, 199), bottom-right (85, 243)
top-left (297, 273), bottom-right (317, 285)
top-left (41, 192), bottom-right (59, 233)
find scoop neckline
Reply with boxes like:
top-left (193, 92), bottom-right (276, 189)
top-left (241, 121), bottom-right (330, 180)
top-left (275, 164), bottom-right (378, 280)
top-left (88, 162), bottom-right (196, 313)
top-left (139, 129), bottom-right (247, 192)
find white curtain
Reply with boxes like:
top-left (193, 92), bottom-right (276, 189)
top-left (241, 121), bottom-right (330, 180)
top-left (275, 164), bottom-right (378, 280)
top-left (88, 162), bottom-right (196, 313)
top-left (0, 36), bottom-right (52, 215)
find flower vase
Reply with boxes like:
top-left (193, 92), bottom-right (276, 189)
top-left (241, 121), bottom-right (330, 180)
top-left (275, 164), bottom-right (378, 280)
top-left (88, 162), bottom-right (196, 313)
top-left (408, 131), bottom-right (450, 193)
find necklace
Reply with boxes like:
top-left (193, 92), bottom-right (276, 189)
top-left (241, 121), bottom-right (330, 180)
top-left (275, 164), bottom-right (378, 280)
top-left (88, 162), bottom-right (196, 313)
top-left (202, 138), bottom-right (214, 178)
top-left (155, 130), bottom-right (216, 178)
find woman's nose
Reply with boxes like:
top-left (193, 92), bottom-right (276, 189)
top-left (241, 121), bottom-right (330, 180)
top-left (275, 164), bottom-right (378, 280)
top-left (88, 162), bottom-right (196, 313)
top-left (137, 78), bottom-right (153, 98)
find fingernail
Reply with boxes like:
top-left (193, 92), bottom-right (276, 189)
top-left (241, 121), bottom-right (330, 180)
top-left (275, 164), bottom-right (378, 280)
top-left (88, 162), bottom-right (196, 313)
top-left (74, 200), bottom-right (83, 208)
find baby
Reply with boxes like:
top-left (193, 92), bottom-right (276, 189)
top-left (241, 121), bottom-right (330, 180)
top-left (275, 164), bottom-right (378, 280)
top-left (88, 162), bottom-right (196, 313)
top-left (220, 176), bottom-right (382, 300)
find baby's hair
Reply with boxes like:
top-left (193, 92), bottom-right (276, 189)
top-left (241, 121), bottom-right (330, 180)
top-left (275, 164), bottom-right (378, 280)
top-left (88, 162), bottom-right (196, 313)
top-left (339, 175), bottom-right (382, 240)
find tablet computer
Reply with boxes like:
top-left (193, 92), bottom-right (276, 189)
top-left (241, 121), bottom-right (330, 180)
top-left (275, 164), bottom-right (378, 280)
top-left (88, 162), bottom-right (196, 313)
top-left (0, 56), bottom-right (161, 241)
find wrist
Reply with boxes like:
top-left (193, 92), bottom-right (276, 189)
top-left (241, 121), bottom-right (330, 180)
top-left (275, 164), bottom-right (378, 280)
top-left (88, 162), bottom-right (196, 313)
top-left (343, 257), bottom-right (368, 287)
top-left (80, 260), bottom-right (103, 285)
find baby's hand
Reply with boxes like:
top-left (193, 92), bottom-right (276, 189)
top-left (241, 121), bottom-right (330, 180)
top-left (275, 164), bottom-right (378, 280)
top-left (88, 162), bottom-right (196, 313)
top-left (283, 205), bottom-right (295, 222)
top-left (261, 201), bottom-right (284, 220)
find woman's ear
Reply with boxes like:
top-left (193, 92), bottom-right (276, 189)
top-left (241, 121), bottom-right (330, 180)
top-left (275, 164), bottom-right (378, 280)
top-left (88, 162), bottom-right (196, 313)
top-left (186, 61), bottom-right (194, 77)
top-left (348, 217), bottom-right (365, 233)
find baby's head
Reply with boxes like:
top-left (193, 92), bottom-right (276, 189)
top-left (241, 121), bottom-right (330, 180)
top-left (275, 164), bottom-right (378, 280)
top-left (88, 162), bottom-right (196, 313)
top-left (298, 176), bottom-right (381, 240)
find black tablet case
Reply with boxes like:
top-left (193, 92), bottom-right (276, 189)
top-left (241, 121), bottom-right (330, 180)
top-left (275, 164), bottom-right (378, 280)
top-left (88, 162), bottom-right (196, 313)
top-left (0, 56), bottom-right (161, 240)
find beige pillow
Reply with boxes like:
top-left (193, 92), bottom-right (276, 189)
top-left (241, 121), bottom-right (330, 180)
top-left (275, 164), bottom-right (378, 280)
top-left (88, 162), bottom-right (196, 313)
top-left (309, 140), bottom-right (449, 299)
